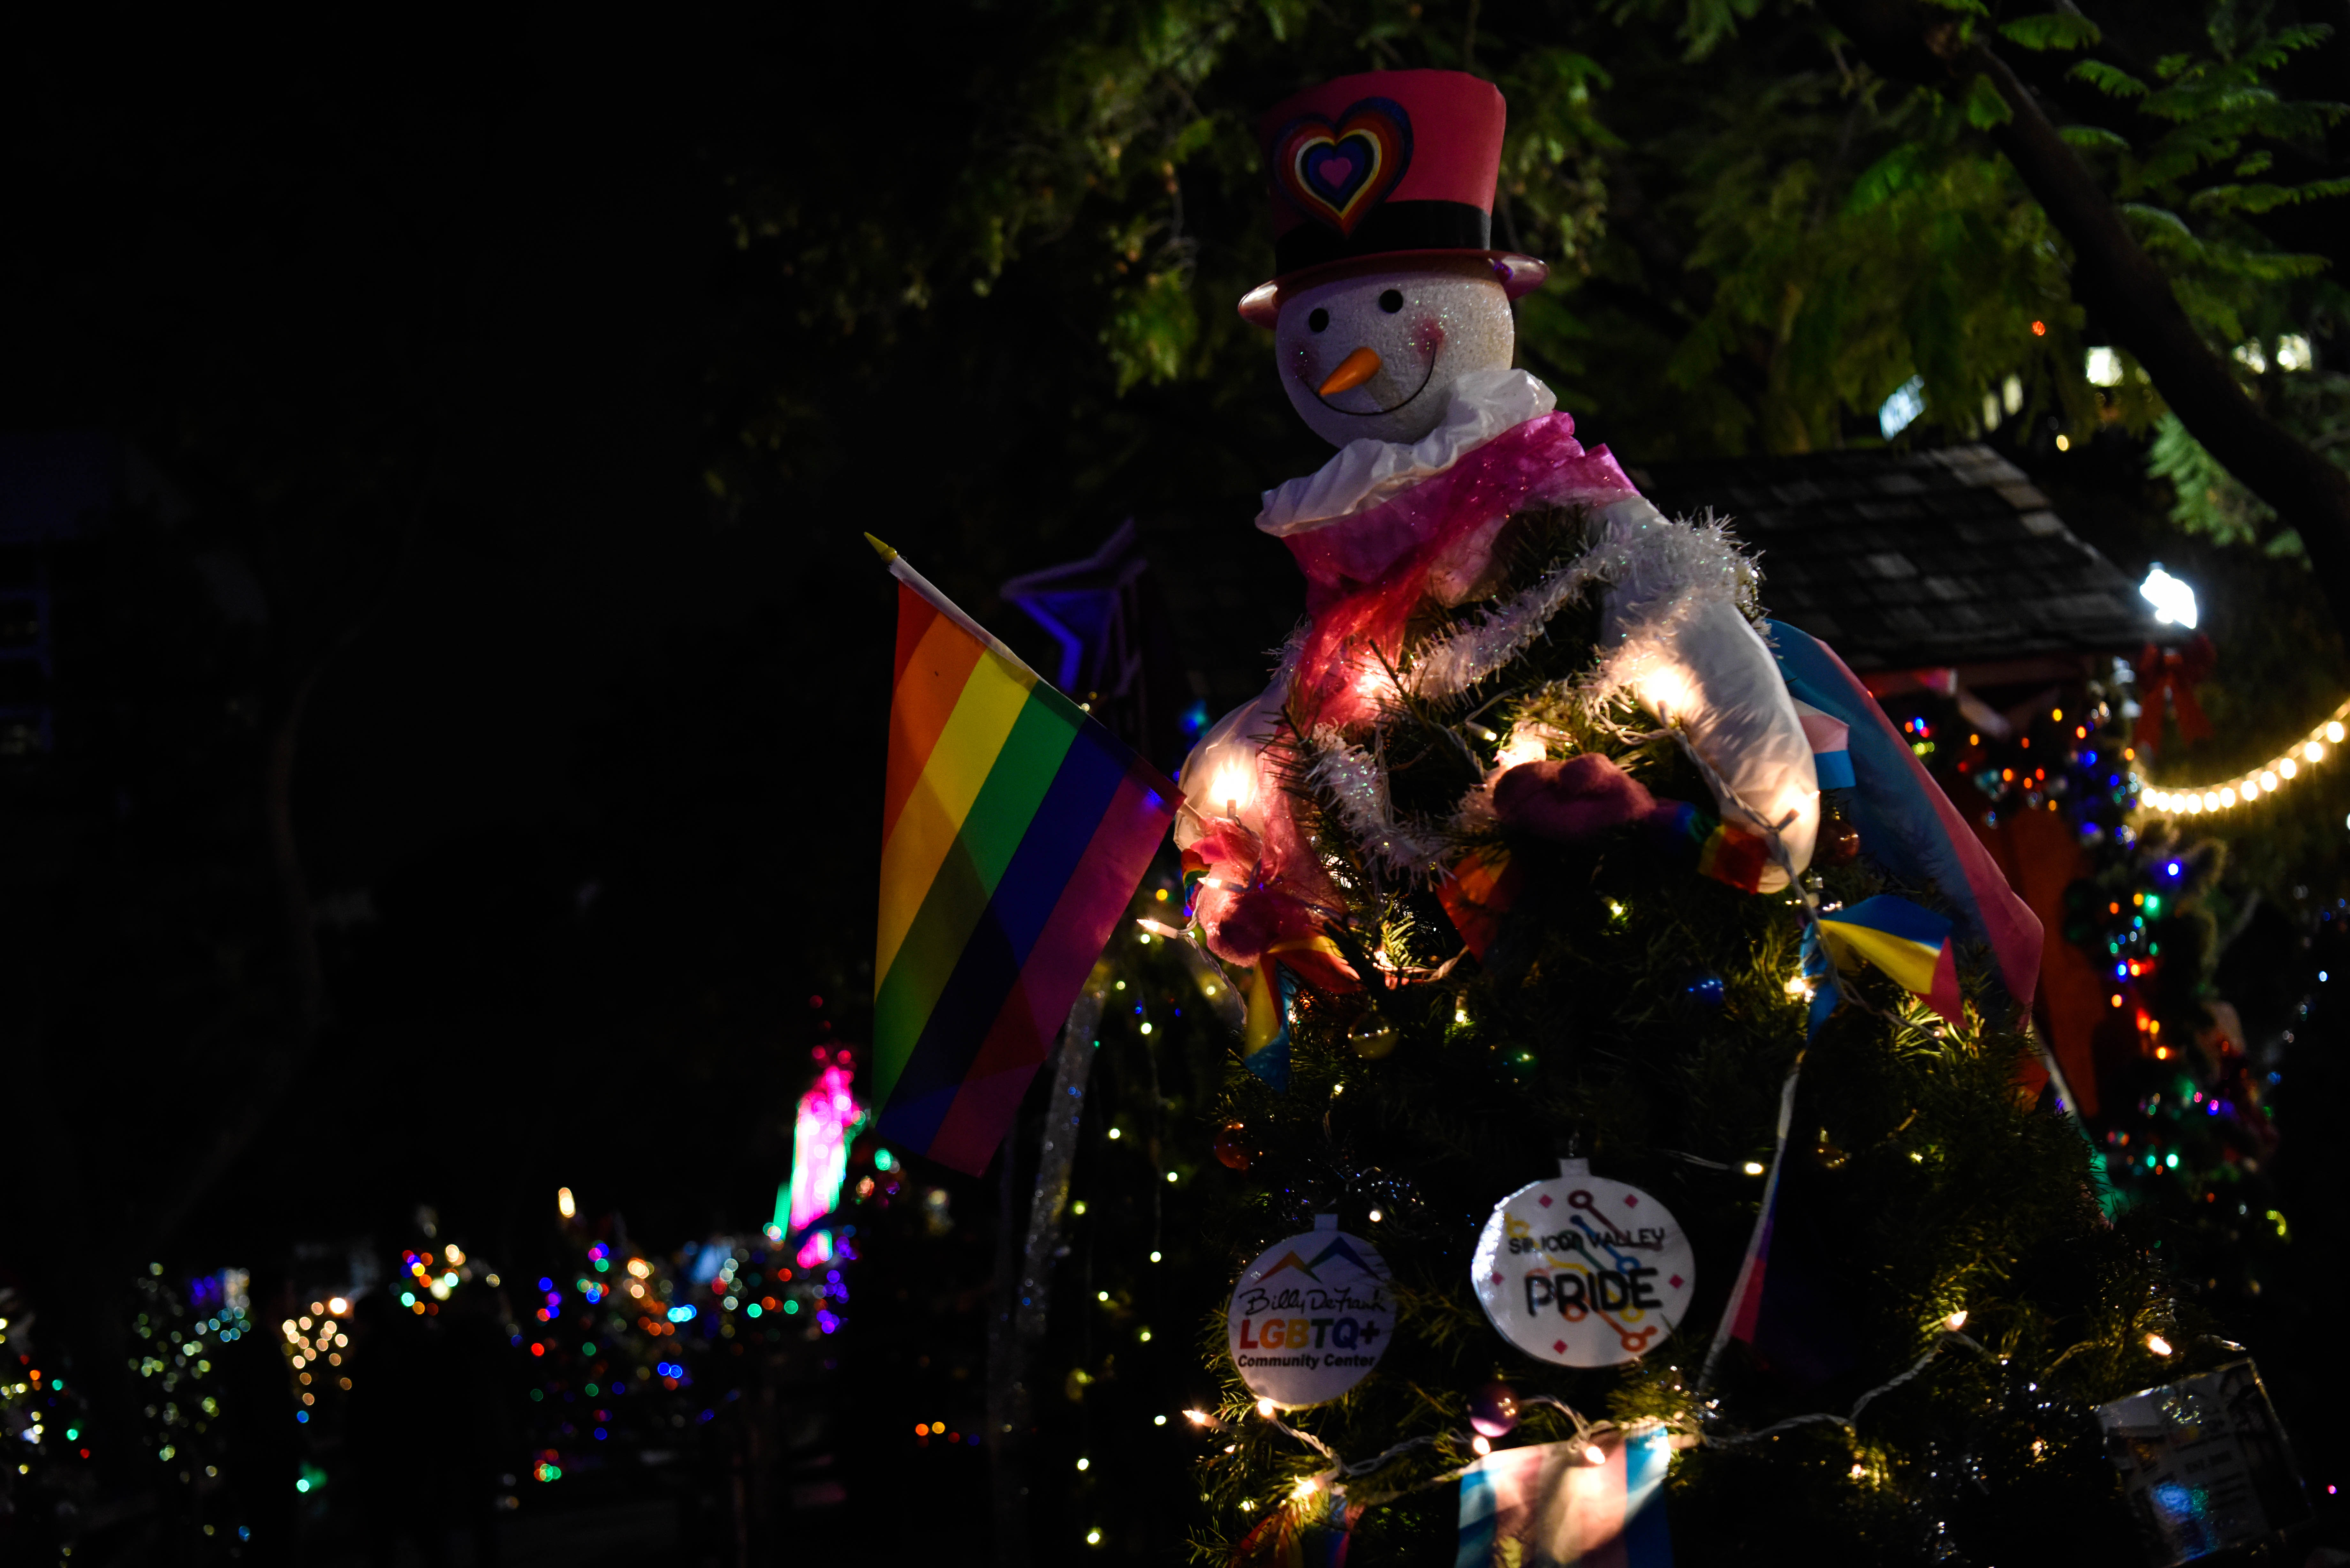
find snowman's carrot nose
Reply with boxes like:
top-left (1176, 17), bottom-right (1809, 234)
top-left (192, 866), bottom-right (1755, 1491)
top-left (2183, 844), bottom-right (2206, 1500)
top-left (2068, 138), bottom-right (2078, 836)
top-left (1317, 346), bottom-right (1383, 396)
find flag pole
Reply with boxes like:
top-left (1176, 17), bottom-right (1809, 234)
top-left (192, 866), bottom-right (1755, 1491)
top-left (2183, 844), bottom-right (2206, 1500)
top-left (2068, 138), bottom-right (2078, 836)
top-left (866, 533), bottom-right (1035, 675)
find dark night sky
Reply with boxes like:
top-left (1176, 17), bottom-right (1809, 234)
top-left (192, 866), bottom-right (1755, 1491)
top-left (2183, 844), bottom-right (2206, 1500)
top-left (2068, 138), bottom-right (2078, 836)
top-left (1, 11), bottom-right (963, 1268)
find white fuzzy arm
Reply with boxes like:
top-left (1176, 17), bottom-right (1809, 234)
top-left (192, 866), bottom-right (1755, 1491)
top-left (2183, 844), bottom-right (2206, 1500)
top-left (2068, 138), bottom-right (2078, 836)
top-left (1593, 498), bottom-right (1819, 889)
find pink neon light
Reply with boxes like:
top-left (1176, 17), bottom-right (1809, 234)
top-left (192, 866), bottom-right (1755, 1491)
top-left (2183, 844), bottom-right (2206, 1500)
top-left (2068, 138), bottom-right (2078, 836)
top-left (787, 1064), bottom-right (863, 1231)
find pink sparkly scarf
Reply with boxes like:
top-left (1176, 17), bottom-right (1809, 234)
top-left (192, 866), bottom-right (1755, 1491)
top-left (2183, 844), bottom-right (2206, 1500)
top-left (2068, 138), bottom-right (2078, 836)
top-left (1274, 410), bottom-right (1641, 729)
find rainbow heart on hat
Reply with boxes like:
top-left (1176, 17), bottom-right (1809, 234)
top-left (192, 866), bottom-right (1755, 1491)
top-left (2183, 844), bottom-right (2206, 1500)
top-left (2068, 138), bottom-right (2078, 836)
top-left (1272, 96), bottom-right (1413, 236)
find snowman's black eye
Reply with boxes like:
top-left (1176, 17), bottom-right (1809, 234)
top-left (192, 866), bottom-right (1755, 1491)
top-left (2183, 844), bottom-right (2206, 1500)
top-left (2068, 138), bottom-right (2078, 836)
top-left (1379, 289), bottom-right (1404, 313)
top-left (1308, 307), bottom-right (1330, 333)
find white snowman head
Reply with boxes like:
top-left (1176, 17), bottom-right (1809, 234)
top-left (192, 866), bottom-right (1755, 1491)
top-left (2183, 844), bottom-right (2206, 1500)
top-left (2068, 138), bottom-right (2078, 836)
top-left (1272, 256), bottom-right (1516, 448)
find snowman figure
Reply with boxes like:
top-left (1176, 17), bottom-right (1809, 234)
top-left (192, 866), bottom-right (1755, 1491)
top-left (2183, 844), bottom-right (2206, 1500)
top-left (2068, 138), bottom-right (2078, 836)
top-left (1179, 70), bottom-right (1819, 994)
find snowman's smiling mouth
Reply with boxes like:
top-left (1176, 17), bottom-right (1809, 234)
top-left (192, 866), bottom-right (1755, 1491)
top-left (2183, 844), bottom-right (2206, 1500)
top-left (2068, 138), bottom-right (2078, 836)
top-left (1310, 351), bottom-right (1437, 417)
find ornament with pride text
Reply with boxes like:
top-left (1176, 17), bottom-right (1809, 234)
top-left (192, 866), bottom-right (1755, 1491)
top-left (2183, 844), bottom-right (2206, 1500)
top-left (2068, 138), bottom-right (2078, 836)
top-left (1226, 1214), bottom-right (1396, 1408)
top-left (1471, 1160), bottom-right (1694, 1368)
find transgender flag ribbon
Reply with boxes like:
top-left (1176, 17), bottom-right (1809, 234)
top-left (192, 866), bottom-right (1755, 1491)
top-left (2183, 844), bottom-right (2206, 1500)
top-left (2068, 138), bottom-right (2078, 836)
top-left (1768, 622), bottom-right (2041, 1012)
top-left (868, 540), bottom-right (1178, 1174)
top-left (1700, 1061), bottom-right (1802, 1388)
top-left (1456, 1430), bottom-right (1674, 1568)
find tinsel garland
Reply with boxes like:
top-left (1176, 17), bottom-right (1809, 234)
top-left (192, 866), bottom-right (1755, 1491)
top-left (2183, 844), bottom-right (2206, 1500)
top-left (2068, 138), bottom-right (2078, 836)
top-left (1302, 726), bottom-right (1498, 882)
top-left (1578, 505), bottom-right (1762, 723)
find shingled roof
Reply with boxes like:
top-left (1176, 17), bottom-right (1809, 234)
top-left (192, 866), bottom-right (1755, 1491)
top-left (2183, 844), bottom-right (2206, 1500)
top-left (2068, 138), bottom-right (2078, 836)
top-left (1625, 443), bottom-right (2161, 680)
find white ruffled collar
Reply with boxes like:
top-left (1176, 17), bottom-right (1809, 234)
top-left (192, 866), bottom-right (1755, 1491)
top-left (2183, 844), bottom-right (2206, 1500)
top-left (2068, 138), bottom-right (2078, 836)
top-left (1255, 368), bottom-right (1557, 538)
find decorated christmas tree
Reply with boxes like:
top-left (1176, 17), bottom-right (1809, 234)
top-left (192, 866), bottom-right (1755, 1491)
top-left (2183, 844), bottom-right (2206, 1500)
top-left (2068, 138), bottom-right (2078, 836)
top-left (1157, 69), bottom-right (2309, 1568)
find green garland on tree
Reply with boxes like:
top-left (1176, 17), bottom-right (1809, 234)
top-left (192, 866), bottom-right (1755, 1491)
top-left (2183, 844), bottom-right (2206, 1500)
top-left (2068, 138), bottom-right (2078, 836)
top-left (1183, 510), bottom-right (2220, 1567)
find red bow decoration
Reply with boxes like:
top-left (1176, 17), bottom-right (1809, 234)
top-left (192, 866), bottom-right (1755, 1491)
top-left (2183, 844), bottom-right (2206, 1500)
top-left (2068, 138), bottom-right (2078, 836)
top-left (2134, 636), bottom-right (2215, 756)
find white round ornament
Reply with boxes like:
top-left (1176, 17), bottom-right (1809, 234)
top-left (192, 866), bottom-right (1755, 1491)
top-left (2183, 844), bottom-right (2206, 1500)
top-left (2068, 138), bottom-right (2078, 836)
top-left (1226, 1214), bottom-right (1396, 1409)
top-left (1471, 1159), bottom-right (1694, 1367)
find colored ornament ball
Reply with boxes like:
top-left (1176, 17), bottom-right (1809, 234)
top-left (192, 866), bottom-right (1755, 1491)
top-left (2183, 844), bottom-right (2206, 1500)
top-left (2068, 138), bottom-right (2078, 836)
top-left (1469, 1381), bottom-right (1520, 1438)
top-left (1683, 971), bottom-right (1725, 1009)
top-left (1347, 1013), bottom-right (1399, 1059)
top-left (1816, 813), bottom-right (1862, 867)
top-left (1213, 1122), bottom-right (1256, 1172)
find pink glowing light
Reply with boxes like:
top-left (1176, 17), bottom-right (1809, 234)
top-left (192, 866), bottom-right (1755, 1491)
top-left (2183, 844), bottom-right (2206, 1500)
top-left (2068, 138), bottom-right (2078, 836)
top-left (785, 1064), bottom-right (864, 1233)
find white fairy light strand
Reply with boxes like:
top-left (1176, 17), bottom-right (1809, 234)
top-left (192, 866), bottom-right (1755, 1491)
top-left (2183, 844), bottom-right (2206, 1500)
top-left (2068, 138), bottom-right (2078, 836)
top-left (2135, 697), bottom-right (2350, 817)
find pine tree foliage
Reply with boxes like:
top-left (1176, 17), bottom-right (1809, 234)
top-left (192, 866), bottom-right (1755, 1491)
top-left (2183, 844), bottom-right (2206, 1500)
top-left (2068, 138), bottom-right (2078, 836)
top-left (1185, 519), bottom-right (2209, 1566)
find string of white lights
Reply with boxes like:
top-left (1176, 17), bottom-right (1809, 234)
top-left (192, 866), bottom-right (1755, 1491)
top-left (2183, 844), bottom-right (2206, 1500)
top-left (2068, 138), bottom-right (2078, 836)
top-left (2135, 697), bottom-right (2350, 817)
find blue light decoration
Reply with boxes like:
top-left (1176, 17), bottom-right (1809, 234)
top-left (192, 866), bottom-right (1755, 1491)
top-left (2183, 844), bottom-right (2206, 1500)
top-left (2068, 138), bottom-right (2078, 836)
top-left (1877, 374), bottom-right (1925, 439)
top-left (666, 1304), bottom-right (697, 1323)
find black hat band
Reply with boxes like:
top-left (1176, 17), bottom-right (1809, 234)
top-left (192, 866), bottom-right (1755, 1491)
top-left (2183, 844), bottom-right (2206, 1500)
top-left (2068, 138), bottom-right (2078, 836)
top-left (1273, 200), bottom-right (1493, 279)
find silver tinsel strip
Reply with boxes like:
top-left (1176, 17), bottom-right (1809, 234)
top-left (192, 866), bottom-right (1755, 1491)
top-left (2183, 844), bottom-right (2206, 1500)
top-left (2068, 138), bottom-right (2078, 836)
top-left (1593, 503), bottom-right (1760, 627)
top-left (1580, 505), bottom-right (1763, 720)
top-left (1307, 504), bottom-right (1763, 880)
top-left (1305, 726), bottom-right (1456, 880)
top-left (1403, 553), bottom-right (1611, 703)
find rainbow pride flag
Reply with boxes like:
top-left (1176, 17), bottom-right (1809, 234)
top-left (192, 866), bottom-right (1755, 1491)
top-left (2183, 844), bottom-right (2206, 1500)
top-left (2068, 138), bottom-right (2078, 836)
top-left (871, 541), bottom-right (1179, 1175)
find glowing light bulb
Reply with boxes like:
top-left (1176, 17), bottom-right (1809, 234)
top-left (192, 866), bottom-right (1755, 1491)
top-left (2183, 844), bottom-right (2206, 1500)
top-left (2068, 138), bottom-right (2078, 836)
top-left (1183, 1409), bottom-right (1213, 1426)
top-left (1742, 1161), bottom-right (1766, 1176)
top-left (1076, 1457), bottom-right (1090, 1471)
top-left (2281, 757), bottom-right (2300, 779)
top-left (1473, 1435), bottom-right (1492, 1456)
top-left (1257, 1398), bottom-right (1275, 1419)
top-left (1495, 723), bottom-right (1550, 771)
top-left (2147, 1333), bottom-right (2173, 1356)
top-left (1944, 1310), bottom-right (1968, 1331)
top-left (1207, 763), bottom-right (1254, 819)
top-left (2307, 742), bottom-right (2327, 763)
top-left (328, 1298), bottom-right (349, 1316)
top-left (1581, 1444), bottom-right (1606, 1466)
top-left (2330, 722), bottom-right (2345, 744)
top-left (557, 1187), bottom-right (576, 1220)
top-left (2139, 565), bottom-right (2198, 629)
top-left (1292, 1475), bottom-right (1321, 1500)
top-left (1636, 665), bottom-right (1699, 722)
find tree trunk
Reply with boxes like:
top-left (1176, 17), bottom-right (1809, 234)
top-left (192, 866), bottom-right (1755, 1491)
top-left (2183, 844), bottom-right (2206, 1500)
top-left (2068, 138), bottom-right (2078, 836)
top-left (1820, 0), bottom-right (2350, 633)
